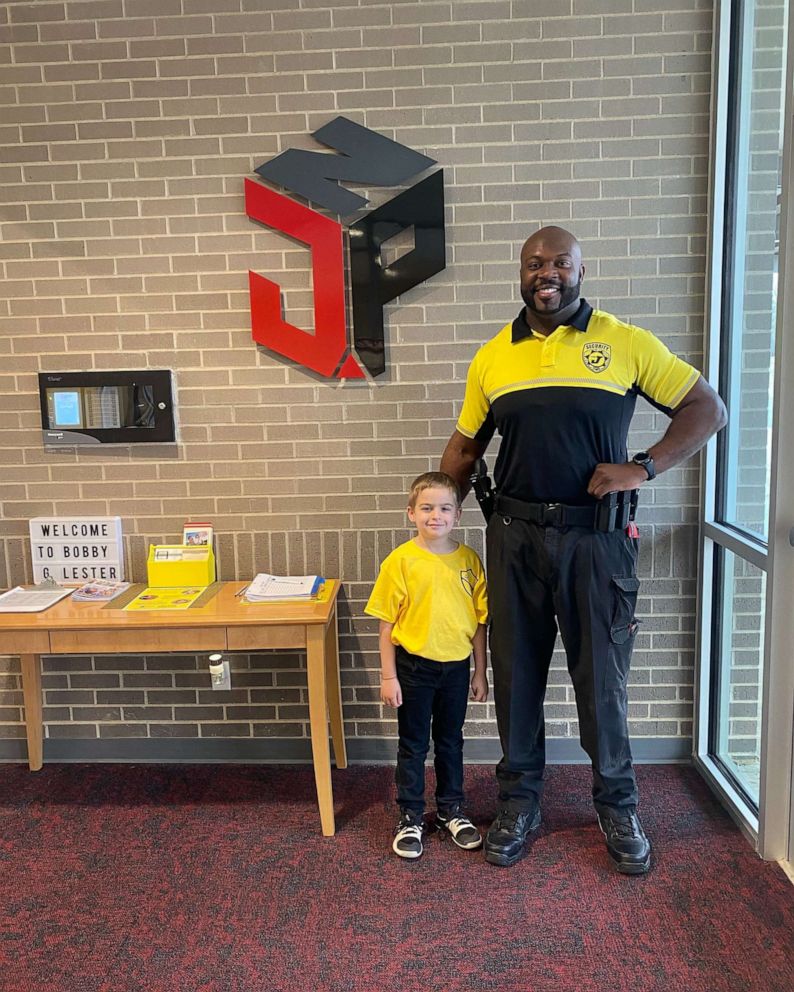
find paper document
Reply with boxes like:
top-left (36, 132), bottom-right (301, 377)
top-left (0, 586), bottom-right (72, 613)
top-left (244, 574), bottom-right (323, 601)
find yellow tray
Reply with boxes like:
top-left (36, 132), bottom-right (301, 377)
top-left (146, 545), bottom-right (216, 587)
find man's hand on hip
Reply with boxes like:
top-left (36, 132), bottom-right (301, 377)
top-left (587, 462), bottom-right (648, 499)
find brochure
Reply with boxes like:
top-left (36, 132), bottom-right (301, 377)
top-left (244, 574), bottom-right (323, 601)
top-left (124, 586), bottom-right (207, 611)
top-left (71, 579), bottom-right (131, 602)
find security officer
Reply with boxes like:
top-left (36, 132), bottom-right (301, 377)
top-left (440, 226), bottom-right (726, 873)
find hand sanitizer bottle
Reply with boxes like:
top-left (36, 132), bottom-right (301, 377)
top-left (208, 653), bottom-right (231, 691)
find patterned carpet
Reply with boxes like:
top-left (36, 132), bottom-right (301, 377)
top-left (0, 762), bottom-right (791, 992)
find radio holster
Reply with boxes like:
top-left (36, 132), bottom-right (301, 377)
top-left (470, 458), bottom-right (495, 523)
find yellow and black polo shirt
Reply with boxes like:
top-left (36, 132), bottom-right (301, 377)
top-left (457, 300), bottom-right (700, 505)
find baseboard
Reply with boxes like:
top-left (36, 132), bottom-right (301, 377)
top-left (0, 736), bottom-right (691, 764)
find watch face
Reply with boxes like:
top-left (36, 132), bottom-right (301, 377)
top-left (633, 452), bottom-right (655, 479)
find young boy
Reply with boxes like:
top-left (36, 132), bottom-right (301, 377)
top-left (365, 472), bottom-right (489, 859)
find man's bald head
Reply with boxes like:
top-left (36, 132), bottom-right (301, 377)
top-left (520, 226), bottom-right (583, 268)
top-left (520, 226), bottom-right (585, 326)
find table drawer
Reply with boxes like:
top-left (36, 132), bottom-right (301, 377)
top-left (0, 631), bottom-right (51, 655)
top-left (48, 628), bottom-right (228, 655)
top-left (226, 625), bottom-right (306, 651)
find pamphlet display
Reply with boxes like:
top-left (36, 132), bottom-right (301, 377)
top-left (146, 544), bottom-right (215, 588)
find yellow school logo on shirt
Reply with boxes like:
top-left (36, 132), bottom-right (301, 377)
top-left (582, 342), bottom-right (612, 373)
top-left (460, 568), bottom-right (476, 597)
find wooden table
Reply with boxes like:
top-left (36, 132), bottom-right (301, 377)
top-left (0, 581), bottom-right (347, 836)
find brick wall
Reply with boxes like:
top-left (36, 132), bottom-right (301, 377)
top-left (0, 0), bottom-right (713, 759)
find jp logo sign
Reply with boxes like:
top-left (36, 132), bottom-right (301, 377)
top-left (246, 117), bottom-right (445, 379)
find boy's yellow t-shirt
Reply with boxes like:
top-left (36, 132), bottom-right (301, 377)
top-left (364, 539), bottom-right (488, 662)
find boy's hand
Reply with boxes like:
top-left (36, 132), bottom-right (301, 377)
top-left (470, 672), bottom-right (489, 702)
top-left (380, 676), bottom-right (402, 708)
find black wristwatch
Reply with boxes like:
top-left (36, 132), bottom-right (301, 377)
top-left (632, 451), bottom-right (656, 481)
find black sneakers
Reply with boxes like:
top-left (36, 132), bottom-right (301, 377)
top-left (484, 805), bottom-right (542, 866)
top-left (392, 809), bottom-right (426, 859)
top-left (597, 807), bottom-right (652, 875)
top-left (482, 801), bottom-right (651, 873)
top-left (436, 806), bottom-right (483, 850)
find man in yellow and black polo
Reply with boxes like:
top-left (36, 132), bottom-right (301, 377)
top-left (440, 226), bottom-right (726, 873)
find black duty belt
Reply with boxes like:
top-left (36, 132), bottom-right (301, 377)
top-left (494, 491), bottom-right (638, 532)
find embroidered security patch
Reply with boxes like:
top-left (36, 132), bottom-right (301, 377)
top-left (582, 342), bottom-right (611, 373)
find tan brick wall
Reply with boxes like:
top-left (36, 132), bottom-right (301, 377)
top-left (0, 0), bottom-right (713, 754)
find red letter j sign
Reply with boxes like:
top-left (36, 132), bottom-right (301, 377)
top-left (245, 178), bottom-right (364, 379)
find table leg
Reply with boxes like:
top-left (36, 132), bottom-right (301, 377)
top-left (306, 626), bottom-right (335, 836)
top-left (20, 654), bottom-right (43, 771)
top-left (325, 605), bottom-right (347, 770)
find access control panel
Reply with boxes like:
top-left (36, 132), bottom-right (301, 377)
top-left (38, 370), bottom-right (176, 445)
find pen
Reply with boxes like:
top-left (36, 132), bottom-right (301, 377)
top-left (235, 585), bottom-right (249, 598)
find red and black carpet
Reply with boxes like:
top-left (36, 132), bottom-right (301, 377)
top-left (0, 762), bottom-right (791, 992)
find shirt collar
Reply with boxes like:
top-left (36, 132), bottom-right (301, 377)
top-left (511, 298), bottom-right (594, 342)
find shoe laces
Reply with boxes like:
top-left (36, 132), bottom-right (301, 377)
top-left (396, 811), bottom-right (423, 833)
top-left (495, 808), bottom-right (521, 831)
top-left (440, 805), bottom-right (469, 826)
top-left (395, 821), bottom-right (423, 839)
top-left (607, 813), bottom-right (639, 839)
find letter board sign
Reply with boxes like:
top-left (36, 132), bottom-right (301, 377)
top-left (29, 516), bottom-right (125, 584)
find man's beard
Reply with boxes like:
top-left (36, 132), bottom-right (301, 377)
top-left (522, 279), bottom-right (582, 315)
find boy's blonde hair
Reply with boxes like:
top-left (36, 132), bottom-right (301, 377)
top-left (407, 471), bottom-right (461, 509)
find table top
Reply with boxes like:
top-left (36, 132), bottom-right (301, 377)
top-left (0, 580), bottom-right (340, 632)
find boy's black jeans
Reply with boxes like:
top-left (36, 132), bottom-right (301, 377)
top-left (395, 646), bottom-right (470, 817)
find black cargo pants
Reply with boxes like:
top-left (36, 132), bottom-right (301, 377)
top-left (486, 513), bottom-right (640, 813)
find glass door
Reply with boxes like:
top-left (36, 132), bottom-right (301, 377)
top-left (696, 0), bottom-right (794, 862)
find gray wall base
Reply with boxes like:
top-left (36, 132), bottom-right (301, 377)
top-left (0, 736), bottom-right (691, 764)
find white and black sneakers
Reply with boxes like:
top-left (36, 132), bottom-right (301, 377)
top-left (392, 809), bottom-right (426, 859)
top-left (392, 806), bottom-right (483, 858)
top-left (435, 807), bottom-right (483, 850)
